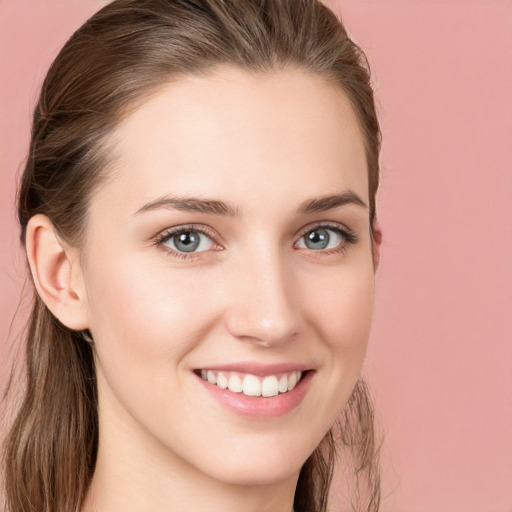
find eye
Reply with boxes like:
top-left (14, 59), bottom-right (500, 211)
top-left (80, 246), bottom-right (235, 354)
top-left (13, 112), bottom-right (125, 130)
top-left (156, 227), bottom-right (217, 255)
top-left (297, 227), bottom-right (340, 251)
top-left (295, 224), bottom-right (356, 252)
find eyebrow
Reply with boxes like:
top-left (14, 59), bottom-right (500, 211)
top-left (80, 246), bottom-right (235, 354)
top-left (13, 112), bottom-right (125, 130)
top-left (133, 196), bottom-right (240, 217)
top-left (297, 191), bottom-right (367, 214)
top-left (133, 190), bottom-right (367, 217)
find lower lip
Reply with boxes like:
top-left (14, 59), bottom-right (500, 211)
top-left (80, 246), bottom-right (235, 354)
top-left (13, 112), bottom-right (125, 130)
top-left (195, 371), bottom-right (314, 419)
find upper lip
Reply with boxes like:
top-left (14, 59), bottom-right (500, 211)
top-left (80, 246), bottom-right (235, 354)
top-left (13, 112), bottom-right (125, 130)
top-left (195, 362), bottom-right (313, 377)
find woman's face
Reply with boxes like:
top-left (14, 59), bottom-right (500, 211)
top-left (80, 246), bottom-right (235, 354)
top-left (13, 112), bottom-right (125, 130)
top-left (80, 67), bottom-right (376, 487)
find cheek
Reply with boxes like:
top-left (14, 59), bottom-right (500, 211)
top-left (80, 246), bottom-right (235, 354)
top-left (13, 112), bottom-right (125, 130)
top-left (304, 257), bottom-right (375, 395)
top-left (303, 261), bottom-right (375, 422)
top-left (83, 253), bottom-right (227, 434)
top-left (83, 253), bottom-right (219, 379)
top-left (305, 261), bottom-right (375, 351)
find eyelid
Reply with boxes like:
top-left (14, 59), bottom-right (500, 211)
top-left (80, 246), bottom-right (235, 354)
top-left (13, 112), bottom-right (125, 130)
top-left (294, 221), bottom-right (358, 251)
top-left (155, 223), bottom-right (219, 241)
top-left (295, 220), bottom-right (355, 240)
top-left (153, 224), bottom-right (223, 259)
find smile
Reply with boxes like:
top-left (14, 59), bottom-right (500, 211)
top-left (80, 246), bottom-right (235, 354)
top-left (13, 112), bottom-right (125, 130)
top-left (198, 369), bottom-right (303, 397)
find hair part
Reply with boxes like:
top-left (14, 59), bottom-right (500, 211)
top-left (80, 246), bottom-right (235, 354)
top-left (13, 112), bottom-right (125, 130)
top-left (3, 1), bottom-right (382, 511)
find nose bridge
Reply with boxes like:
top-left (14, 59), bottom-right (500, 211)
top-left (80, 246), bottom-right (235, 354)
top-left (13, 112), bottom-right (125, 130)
top-left (225, 240), bottom-right (301, 345)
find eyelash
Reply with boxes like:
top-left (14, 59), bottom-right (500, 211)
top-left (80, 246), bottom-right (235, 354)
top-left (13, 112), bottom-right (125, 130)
top-left (153, 222), bottom-right (358, 260)
top-left (295, 222), bottom-right (358, 255)
top-left (153, 224), bottom-right (219, 261)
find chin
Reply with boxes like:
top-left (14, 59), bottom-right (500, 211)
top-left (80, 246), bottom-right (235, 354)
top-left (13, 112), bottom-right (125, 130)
top-left (188, 434), bottom-right (318, 488)
top-left (208, 460), bottom-right (303, 488)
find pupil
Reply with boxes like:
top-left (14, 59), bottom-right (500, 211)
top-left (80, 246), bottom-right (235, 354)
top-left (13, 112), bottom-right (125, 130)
top-left (174, 232), bottom-right (200, 252)
top-left (306, 229), bottom-right (329, 250)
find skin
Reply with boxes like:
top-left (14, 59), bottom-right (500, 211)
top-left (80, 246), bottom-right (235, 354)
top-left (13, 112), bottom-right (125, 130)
top-left (27, 67), bottom-right (380, 512)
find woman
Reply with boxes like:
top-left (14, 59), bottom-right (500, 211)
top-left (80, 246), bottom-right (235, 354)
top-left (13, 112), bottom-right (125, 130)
top-left (1, 0), bottom-right (382, 511)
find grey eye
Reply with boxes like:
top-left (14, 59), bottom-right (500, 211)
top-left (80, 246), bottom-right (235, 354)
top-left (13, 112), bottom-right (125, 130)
top-left (297, 228), bottom-right (343, 251)
top-left (173, 232), bottom-right (199, 252)
top-left (164, 230), bottom-right (214, 253)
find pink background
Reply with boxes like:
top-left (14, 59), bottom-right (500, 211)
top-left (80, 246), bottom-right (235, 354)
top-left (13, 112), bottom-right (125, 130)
top-left (1, 1), bottom-right (511, 510)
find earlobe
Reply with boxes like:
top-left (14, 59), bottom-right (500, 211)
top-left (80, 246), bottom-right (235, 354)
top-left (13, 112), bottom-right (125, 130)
top-left (372, 222), bottom-right (382, 271)
top-left (25, 214), bottom-right (89, 330)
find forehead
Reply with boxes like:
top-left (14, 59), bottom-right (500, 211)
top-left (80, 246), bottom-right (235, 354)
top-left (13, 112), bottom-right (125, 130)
top-left (98, 66), bottom-right (368, 213)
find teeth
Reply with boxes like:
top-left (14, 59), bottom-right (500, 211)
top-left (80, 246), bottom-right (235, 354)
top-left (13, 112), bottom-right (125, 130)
top-left (243, 374), bottom-right (261, 396)
top-left (227, 374), bottom-right (243, 393)
top-left (262, 375), bottom-right (279, 397)
top-left (278, 375), bottom-right (288, 393)
top-left (199, 370), bottom-right (304, 397)
top-left (287, 372), bottom-right (297, 391)
top-left (217, 372), bottom-right (228, 389)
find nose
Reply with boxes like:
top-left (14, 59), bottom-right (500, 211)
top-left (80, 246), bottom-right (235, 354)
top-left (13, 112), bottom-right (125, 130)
top-left (223, 248), bottom-right (303, 347)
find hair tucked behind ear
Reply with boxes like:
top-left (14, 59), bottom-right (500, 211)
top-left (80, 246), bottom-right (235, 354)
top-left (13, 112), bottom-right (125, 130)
top-left (2, 1), bottom-right (382, 511)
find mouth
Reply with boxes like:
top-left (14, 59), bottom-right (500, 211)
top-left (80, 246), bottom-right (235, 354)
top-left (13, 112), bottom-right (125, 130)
top-left (192, 363), bottom-right (314, 418)
top-left (194, 369), bottom-right (307, 397)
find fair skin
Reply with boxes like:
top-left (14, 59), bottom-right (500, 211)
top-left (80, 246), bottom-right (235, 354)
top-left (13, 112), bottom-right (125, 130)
top-left (26, 67), bottom-right (380, 512)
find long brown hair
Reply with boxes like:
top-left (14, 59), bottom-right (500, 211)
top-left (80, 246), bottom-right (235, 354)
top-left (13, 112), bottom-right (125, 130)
top-left (1, 1), bottom-right (382, 511)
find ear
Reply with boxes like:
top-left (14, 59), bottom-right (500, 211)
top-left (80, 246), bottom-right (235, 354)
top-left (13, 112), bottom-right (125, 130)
top-left (372, 221), bottom-right (382, 271)
top-left (25, 214), bottom-right (89, 330)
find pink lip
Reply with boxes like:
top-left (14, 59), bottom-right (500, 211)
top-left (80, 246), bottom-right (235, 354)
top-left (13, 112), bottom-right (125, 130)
top-left (196, 362), bottom-right (312, 377)
top-left (194, 369), bottom-right (314, 419)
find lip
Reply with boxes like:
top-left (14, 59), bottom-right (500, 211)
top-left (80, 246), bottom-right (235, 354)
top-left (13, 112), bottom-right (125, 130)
top-left (194, 366), bottom-right (315, 419)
